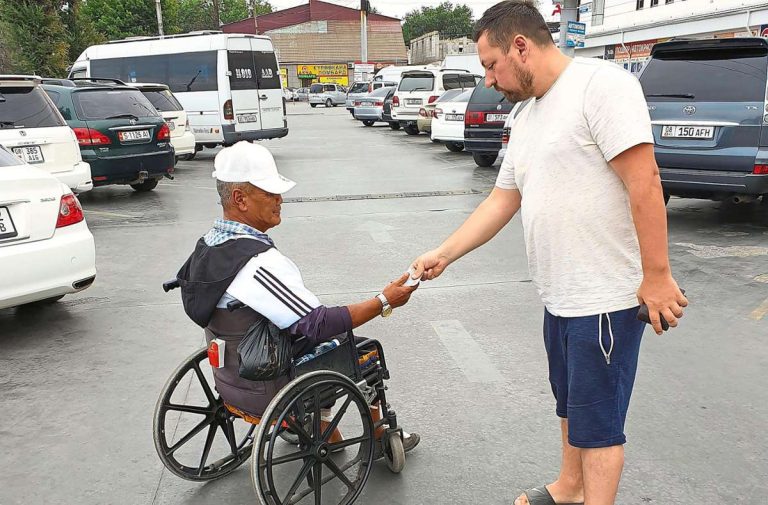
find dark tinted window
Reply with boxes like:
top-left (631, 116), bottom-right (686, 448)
top-left (350, 82), bottom-right (369, 93)
top-left (436, 89), bottom-right (464, 103)
top-left (470, 85), bottom-right (506, 104)
top-left (399, 74), bottom-right (435, 92)
top-left (0, 147), bottom-right (24, 167)
top-left (324, 85), bottom-right (336, 92)
top-left (142, 89), bottom-right (183, 111)
top-left (73, 89), bottom-right (160, 120)
top-left (442, 73), bottom-right (477, 90)
top-left (0, 86), bottom-right (65, 128)
top-left (641, 48), bottom-right (768, 102)
top-left (310, 84), bottom-right (324, 93)
top-left (254, 52), bottom-right (281, 90)
top-left (228, 51), bottom-right (257, 90)
top-left (90, 52), bottom-right (218, 93)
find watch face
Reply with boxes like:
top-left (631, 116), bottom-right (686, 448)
top-left (382, 306), bottom-right (393, 317)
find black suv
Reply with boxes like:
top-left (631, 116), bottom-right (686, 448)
top-left (41, 78), bottom-right (174, 192)
top-left (464, 85), bottom-right (514, 167)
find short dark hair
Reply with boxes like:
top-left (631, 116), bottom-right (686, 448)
top-left (473, 0), bottom-right (554, 52)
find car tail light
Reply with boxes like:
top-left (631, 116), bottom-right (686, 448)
top-left (418, 108), bottom-right (429, 118)
top-left (374, 100), bottom-right (383, 106)
top-left (354, 100), bottom-right (361, 106)
top-left (427, 95), bottom-right (440, 104)
top-left (754, 164), bottom-right (768, 175)
top-left (184, 118), bottom-right (191, 131)
top-left (56, 193), bottom-right (85, 228)
top-left (502, 127), bottom-right (511, 145)
top-left (465, 111), bottom-right (485, 126)
top-left (157, 123), bottom-right (171, 140)
top-left (223, 99), bottom-right (234, 120)
top-left (393, 95), bottom-right (400, 107)
top-left (434, 108), bottom-right (442, 119)
top-left (72, 127), bottom-right (111, 146)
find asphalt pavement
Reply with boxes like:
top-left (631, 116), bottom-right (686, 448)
top-left (1, 102), bottom-right (767, 505)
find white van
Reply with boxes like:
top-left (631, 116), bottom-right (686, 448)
top-left (392, 68), bottom-right (476, 135)
top-left (372, 65), bottom-right (433, 85)
top-left (69, 31), bottom-right (288, 149)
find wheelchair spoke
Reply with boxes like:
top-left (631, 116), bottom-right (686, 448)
top-left (284, 416), bottom-right (313, 446)
top-left (191, 361), bottom-right (217, 406)
top-left (282, 458), bottom-right (314, 505)
top-left (220, 417), bottom-right (238, 454)
top-left (321, 396), bottom-right (352, 443)
top-left (267, 449), bottom-right (311, 467)
top-left (313, 462), bottom-right (322, 505)
top-left (166, 416), bottom-right (212, 456)
top-left (327, 435), bottom-right (370, 452)
top-left (322, 457), bottom-right (355, 490)
top-left (312, 391), bottom-right (321, 441)
top-left (164, 403), bottom-right (212, 416)
top-left (237, 424), bottom-right (257, 451)
top-left (197, 424), bottom-right (217, 476)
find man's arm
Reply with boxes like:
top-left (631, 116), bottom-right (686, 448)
top-left (412, 187), bottom-right (521, 280)
top-left (609, 143), bottom-right (688, 334)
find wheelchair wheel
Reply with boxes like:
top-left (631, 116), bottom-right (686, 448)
top-left (153, 346), bottom-right (255, 481)
top-left (383, 432), bottom-right (405, 474)
top-left (251, 371), bottom-right (375, 505)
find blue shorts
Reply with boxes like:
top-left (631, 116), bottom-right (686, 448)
top-left (544, 306), bottom-right (645, 449)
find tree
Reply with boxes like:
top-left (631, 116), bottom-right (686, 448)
top-left (61, 0), bottom-right (105, 63)
top-left (81, 0), bottom-right (180, 40)
top-left (177, 0), bottom-right (272, 32)
top-left (0, 0), bottom-right (69, 76)
top-left (402, 1), bottom-right (473, 45)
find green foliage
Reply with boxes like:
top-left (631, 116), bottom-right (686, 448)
top-left (402, 1), bottom-right (473, 45)
top-left (0, 0), bottom-right (69, 76)
top-left (177, 0), bottom-right (272, 32)
top-left (81, 0), bottom-right (181, 40)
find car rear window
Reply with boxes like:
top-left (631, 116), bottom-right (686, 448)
top-left (0, 147), bottom-right (24, 167)
top-left (141, 89), bottom-right (183, 112)
top-left (369, 86), bottom-right (392, 98)
top-left (442, 73), bottom-right (477, 90)
top-left (310, 84), bottom-right (324, 93)
top-left (73, 89), bottom-right (160, 120)
top-left (470, 85), bottom-right (506, 104)
top-left (349, 82), bottom-right (369, 93)
top-left (0, 86), bottom-right (65, 129)
top-left (641, 48), bottom-right (768, 102)
top-left (399, 74), bottom-right (435, 92)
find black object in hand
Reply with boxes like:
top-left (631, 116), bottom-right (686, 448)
top-left (637, 289), bottom-right (686, 331)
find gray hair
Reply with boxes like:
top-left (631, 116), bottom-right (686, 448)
top-left (216, 180), bottom-right (253, 208)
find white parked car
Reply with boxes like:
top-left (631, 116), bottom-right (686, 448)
top-left (0, 146), bottom-right (96, 309)
top-left (132, 83), bottom-right (197, 161)
top-left (430, 88), bottom-right (474, 152)
top-left (0, 75), bottom-right (92, 193)
top-left (309, 83), bottom-right (346, 108)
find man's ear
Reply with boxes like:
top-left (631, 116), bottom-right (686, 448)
top-left (232, 188), bottom-right (247, 211)
top-left (511, 35), bottom-right (528, 61)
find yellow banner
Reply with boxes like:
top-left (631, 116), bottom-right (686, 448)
top-left (319, 76), bottom-right (349, 86)
top-left (297, 64), bottom-right (347, 78)
top-left (280, 68), bottom-right (288, 88)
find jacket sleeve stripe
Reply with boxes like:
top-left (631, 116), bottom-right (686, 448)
top-left (253, 272), bottom-right (308, 318)
top-left (257, 267), bottom-right (315, 313)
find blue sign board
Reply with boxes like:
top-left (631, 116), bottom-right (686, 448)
top-left (566, 21), bottom-right (586, 48)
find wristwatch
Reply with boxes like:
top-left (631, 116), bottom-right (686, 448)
top-left (375, 293), bottom-right (393, 318)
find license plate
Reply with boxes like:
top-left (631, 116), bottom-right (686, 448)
top-left (11, 145), bottom-right (44, 164)
top-left (118, 130), bottom-right (150, 142)
top-left (0, 206), bottom-right (18, 240)
top-left (661, 125), bottom-right (715, 139)
top-left (237, 113), bottom-right (259, 124)
top-left (486, 113), bottom-right (509, 123)
top-left (360, 101), bottom-right (373, 106)
top-left (445, 114), bottom-right (464, 121)
top-left (406, 99), bottom-right (422, 106)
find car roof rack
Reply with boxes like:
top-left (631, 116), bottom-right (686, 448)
top-left (0, 75), bottom-right (42, 84)
top-left (70, 77), bottom-right (128, 86)
top-left (40, 78), bottom-right (77, 87)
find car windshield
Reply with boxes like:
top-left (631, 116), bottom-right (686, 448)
top-left (442, 73), bottom-right (477, 90)
top-left (349, 82), bottom-right (369, 93)
top-left (399, 74), bottom-right (435, 92)
top-left (641, 48), bottom-right (768, 102)
top-left (141, 89), bottom-right (183, 112)
top-left (73, 89), bottom-right (160, 120)
top-left (309, 84), bottom-right (324, 93)
top-left (0, 147), bottom-right (24, 167)
top-left (0, 86), bottom-right (65, 129)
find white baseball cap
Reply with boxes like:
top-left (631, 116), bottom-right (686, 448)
top-left (212, 141), bottom-right (296, 194)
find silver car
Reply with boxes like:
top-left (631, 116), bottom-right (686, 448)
top-left (353, 86), bottom-right (395, 126)
top-left (346, 81), bottom-right (397, 114)
top-left (309, 83), bottom-right (346, 108)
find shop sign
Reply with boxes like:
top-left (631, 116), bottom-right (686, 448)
top-left (614, 39), bottom-right (657, 61)
top-left (566, 21), bottom-right (586, 48)
top-left (604, 45), bottom-right (616, 60)
top-left (297, 64), bottom-right (347, 79)
top-left (319, 75), bottom-right (349, 86)
top-left (579, 2), bottom-right (592, 14)
top-left (280, 68), bottom-right (288, 88)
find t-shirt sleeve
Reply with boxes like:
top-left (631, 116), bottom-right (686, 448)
top-left (584, 66), bottom-right (655, 162)
top-left (225, 250), bottom-right (321, 329)
top-left (495, 145), bottom-right (518, 190)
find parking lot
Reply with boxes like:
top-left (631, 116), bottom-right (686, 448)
top-left (1, 102), bottom-right (767, 505)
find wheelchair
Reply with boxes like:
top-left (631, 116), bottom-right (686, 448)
top-left (153, 279), bottom-right (410, 505)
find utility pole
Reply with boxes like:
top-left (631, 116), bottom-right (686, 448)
top-left (559, 0), bottom-right (579, 57)
top-left (360, 0), bottom-right (369, 64)
top-left (212, 0), bottom-right (221, 28)
top-left (155, 0), bottom-right (164, 37)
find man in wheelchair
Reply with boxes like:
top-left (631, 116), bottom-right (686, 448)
top-left (175, 141), bottom-right (420, 454)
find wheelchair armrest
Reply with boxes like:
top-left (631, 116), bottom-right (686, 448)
top-left (162, 279), bottom-right (180, 292)
top-left (227, 299), bottom-right (246, 312)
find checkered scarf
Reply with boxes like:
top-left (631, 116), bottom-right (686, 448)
top-left (203, 219), bottom-right (274, 247)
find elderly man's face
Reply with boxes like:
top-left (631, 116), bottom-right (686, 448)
top-left (234, 184), bottom-right (283, 232)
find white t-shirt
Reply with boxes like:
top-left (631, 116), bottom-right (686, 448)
top-left (218, 248), bottom-right (321, 329)
top-left (496, 58), bottom-right (654, 317)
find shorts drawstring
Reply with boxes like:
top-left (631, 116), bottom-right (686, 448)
top-left (598, 313), bottom-right (615, 365)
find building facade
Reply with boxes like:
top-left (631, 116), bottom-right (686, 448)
top-left (409, 31), bottom-right (478, 65)
top-left (222, 0), bottom-right (407, 88)
top-left (566, 0), bottom-right (768, 74)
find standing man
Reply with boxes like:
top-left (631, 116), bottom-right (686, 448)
top-left (411, 2), bottom-right (687, 505)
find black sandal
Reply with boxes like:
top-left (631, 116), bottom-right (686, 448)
top-left (521, 486), bottom-right (583, 505)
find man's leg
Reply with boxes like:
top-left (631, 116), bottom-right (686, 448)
top-left (581, 445), bottom-right (623, 505)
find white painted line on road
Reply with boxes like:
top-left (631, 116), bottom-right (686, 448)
top-left (83, 210), bottom-right (136, 219)
top-left (750, 298), bottom-right (768, 321)
top-left (430, 320), bottom-right (504, 383)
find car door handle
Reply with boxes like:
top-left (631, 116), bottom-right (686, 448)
top-left (259, 94), bottom-right (268, 100)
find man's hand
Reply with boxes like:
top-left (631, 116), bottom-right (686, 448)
top-left (411, 249), bottom-right (451, 282)
top-left (382, 273), bottom-right (418, 308)
top-left (637, 274), bottom-right (688, 335)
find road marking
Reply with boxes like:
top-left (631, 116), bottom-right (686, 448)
top-left (83, 210), bottom-right (136, 219)
top-left (750, 299), bottom-right (768, 321)
top-left (430, 320), bottom-right (504, 383)
top-left (754, 274), bottom-right (768, 283)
